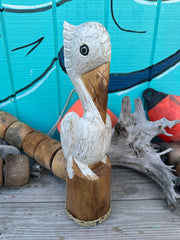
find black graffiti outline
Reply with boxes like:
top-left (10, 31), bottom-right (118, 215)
top-left (108, 49), bottom-right (180, 92)
top-left (3, 0), bottom-right (72, 14)
top-left (111, 0), bottom-right (146, 33)
top-left (11, 37), bottom-right (44, 56)
top-left (141, 0), bottom-right (174, 2)
top-left (0, 57), bottom-right (57, 104)
top-left (0, 49), bottom-right (180, 104)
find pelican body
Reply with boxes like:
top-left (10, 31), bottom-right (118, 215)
top-left (61, 21), bottom-right (111, 180)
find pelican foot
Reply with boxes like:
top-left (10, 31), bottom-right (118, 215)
top-left (101, 155), bottom-right (108, 164)
top-left (73, 159), bottom-right (99, 181)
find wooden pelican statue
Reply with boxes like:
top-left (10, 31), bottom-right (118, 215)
top-left (61, 21), bottom-right (112, 180)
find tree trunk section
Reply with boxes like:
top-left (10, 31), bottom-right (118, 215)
top-left (66, 155), bottom-right (111, 226)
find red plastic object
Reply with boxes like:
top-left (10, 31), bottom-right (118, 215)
top-left (57, 99), bottom-right (118, 133)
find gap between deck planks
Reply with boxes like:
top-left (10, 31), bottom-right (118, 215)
top-left (1, 200), bottom-right (180, 240)
top-left (0, 166), bottom-right (174, 203)
top-left (0, 167), bottom-right (180, 240)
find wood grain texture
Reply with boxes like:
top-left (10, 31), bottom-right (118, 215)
top-left (1, 167), bottom-right (178, 203)
top-left (5, 121), bottom-right (34, 148)
top-left (81, 63), bottom-right (110, 123)
top-left (66, 157), bottom-right (111, 222)
top-left (0, 200), bottom-right (180, 240)
top-left (22, 131), bottom-right (50, 159)
top-left (51, 149), bottom-right (67, 180)
top-left (109, 96), bottom-right (179, 207)
top-left (34, 138), bottom-right (61, 170)
top-left (0, 167), bottom-right (180, 239)
top-left (62, 21), bottom-right (112, 180)
top-left (0, 111), bottom-right (17, 138)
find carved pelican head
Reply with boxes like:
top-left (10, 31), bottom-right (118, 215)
top-left (63, 21), bottom-right (111, 123)
top-left (63, 21), bottom-right (111, 78)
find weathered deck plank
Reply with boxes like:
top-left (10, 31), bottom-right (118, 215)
top-left (0, 167), bottom-right (171, 203)
top-left (0, 200), bottom-right (180, 240)
top-left (0, 166), bottom-right (180, 239)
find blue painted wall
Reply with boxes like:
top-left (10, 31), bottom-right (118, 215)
top-left (0, 0), bottom-right (179, 134)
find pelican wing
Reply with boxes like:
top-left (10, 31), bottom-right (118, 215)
top-left (60, 112), bottom-right (79, 159)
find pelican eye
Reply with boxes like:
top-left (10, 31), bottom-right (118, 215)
top-left (80, 44), bottom-right (89, 56)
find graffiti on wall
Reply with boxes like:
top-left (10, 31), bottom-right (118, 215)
top-left (1, 44), bottom-right (179, 104)
top-left (0, 0), bottom-right (179, 131)
top-left (1, 0), bottom-right (72, 13)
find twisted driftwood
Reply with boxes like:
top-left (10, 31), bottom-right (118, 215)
top-left (108, 96), bottom-right (180, 207)
top-left (1, 97), bottom-right (180, 209)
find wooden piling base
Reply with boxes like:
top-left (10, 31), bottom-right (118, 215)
top-left (66, 156), bottom-right (111, 226)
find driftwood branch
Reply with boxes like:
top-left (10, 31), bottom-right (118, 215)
top-left (108, 96), bottom-right (180, 207)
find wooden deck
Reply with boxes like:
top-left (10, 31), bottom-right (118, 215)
top-left (0, 166), bottom-right (180, 240)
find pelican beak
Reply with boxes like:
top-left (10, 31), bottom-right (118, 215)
top-left (81, 62), bottom-right (110, 123)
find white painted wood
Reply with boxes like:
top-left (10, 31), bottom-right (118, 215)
top-left (61, 21), bottom-right (111, 180)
